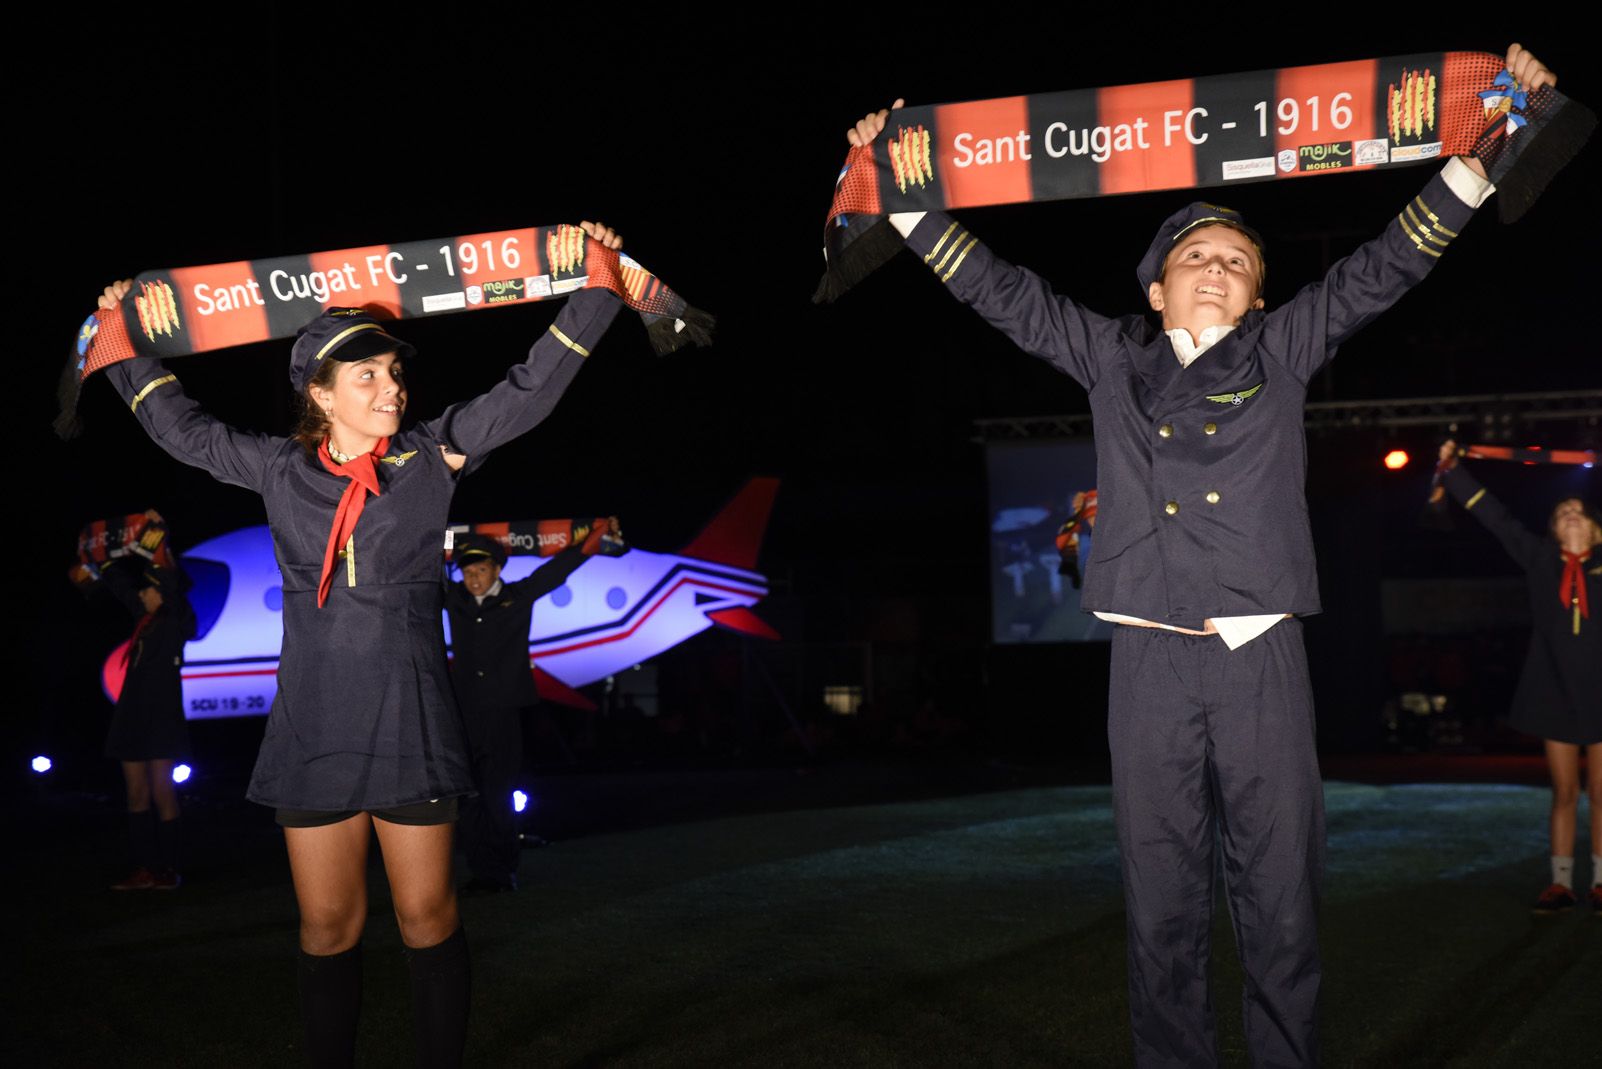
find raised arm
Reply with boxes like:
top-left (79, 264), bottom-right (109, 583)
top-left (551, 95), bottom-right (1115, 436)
top-left (1438, 442), bottom-right (1549, 570)
top-left (97, 281), bottom-right (272, 493)
top-left (422, 223), bottom-right (623, 475)
top-left (1262, 44), bottom-right (1555, 384)
top-left (848, 106), bottom-right (1119, 391)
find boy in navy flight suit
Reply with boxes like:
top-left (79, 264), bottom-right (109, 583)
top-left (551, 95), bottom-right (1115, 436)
top-left (848, 42), bottom-right (1555, 1067)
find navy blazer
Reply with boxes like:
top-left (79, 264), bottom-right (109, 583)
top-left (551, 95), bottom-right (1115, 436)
top-left (905, 172), bottom-right (1477, 631)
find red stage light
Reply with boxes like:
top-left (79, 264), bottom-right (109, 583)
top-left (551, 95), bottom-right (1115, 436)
top-left (1383, 450), bottom-right (1410, 470)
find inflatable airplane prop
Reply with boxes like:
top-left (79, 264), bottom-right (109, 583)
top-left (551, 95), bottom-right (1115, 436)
top-left (101, 479), bottom-right (780, 718)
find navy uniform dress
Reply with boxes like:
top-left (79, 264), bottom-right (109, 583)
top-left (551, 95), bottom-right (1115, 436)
top-left (900, 170), bottom-right (1478, 1066)
top-left (1444, 465), bottom-right (1602, 744)
top-left (104, 290), bottom-right (620, 812)
top-left (100, 561), bottom-right (195, 762)
top-left (444, 544), bottom-right (588, 883)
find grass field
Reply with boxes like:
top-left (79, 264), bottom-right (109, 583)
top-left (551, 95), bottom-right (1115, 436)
top-left (9, 771), bottom-right (1596, 1066)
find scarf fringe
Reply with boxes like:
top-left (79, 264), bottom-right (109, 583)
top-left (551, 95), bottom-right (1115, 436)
top-left (1492, 97), bottom-right (1597, 224)
top-left (813, 218), bottom-right (902, 304)
top-left (646, 304), bottom-right (716, 355)
top-left (54, 348), bottom-right (86, 440)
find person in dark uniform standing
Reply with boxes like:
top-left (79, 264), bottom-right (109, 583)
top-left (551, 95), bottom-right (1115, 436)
top-left (848, 43), bottom-right (1555, 1067)
top-left (445, 527), bottom-right (613, 893)
top-left (1438, 441), bottom-right (1602, 914)
top-left (94, 219), bottom-right (626, 1069)
top-left (71, 537), bottom-right (195, 891)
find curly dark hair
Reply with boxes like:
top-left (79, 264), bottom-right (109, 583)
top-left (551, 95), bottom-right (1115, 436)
top-left (291, 357), bottom-right (342, 455)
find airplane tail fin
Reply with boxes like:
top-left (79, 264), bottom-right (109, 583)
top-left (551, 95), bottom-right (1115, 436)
top-left (679, 477), bottom-right (779, 570)
top-left (708, 607), bottom-right (781, 640)
top-left (533, 666), bottom-right (598, 711)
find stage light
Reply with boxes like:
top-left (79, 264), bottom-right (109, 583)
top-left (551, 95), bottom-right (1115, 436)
top-left (31, 756), bottom-right (52, 773)
top-left (172, 764), bottom-right (192, 784)
top-left (1383, 450), bottom-right (1410, 470)
top-left (512, 790), bottom-right (528, 813)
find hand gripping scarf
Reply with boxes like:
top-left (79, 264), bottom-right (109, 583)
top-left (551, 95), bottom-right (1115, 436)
top-left (316, 436), bottom-right (387, 608)
top-left (815, 51), bottom-right (1594, 302)
top-left (60, 227), bottom-right (713, 436)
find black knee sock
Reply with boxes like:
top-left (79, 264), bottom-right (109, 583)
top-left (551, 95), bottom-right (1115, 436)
top-left (127, 809), bottom-right (157, 870)
top-left (403, 927), bottom-right (470, 1069)
top-left (156, 815), bottom-right (183, 873)
top-left (298, 943), bottom-right (362, 1069)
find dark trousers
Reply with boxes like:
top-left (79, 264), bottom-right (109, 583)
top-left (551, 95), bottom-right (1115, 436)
top-left (458, 703), bottom-right (524, 884)
top-left (1107, 621), bottom-right (1324, 1068)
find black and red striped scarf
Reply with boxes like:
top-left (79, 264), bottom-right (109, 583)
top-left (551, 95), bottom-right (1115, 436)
top-left (816, 51), bottom-right (1593, 301)
top-left (61, 227), bottom-right (712, 435)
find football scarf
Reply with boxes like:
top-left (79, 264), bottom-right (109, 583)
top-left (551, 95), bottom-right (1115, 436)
top-left (447, 518), bottom-right (627, 561)
top-left (816, 52), bottom-right (1594, 301)
top-left (75, 514), bottom-right (176, 571)
top-left (60, 227), bottom-right (712, 436)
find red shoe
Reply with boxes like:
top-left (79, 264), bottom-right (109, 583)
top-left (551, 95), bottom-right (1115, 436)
top-left (111, 867), bottom-right (157, 891)
top-left (1588, 886), bottom-right (1602, 915)
top-left (150, 869), bottom-right (182, 891)
top-left (1531, 883), bottom-right (1577, 914)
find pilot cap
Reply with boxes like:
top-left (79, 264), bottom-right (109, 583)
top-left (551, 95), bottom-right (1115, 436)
top-left (454, 533), bottom-right (507, 570)
top-left (1137, 202), bottom-right (1265, 296)
top-left (289, 307), bottom-right (417, 391)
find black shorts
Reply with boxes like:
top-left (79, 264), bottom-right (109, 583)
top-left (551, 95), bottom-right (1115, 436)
top-left (275, 797), bottom-right (460, 828)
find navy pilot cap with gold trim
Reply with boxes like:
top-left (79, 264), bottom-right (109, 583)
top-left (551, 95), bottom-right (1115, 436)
top-left (289, 307), bottom-right (417, 391)
top-left (453, 533), bottom-right (507, 570)
top-left (1136, 203), bottom-right (1265, 296)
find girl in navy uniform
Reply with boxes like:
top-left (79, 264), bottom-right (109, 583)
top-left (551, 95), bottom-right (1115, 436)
top-left (96, 219), bottom-right (624, 1068)
top-left (1438, 440), bottom-right (1602, 914)
top-left (71, 542), bottom-right (195, 891)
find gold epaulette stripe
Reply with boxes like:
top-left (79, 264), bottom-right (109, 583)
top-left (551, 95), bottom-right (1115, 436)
top-left (931, 230), bottom-right (968, 275)
top-left (129, 374), bottom-right (177, 412)
top-left (1412, 196), bottom-right (1459, 238)
top-left (548, 323), bottom-right (590, 358)
top-left (1403, 204), bottom-right (1451, 247)
top-left (923, 221), bottom-right (960, 264)
top-left (1396, 214), bottom-right (1442, 258)
top-left (1464, 488), bottom-right (1486, 509)
top-left (942, 237), bottom-right (980, 283)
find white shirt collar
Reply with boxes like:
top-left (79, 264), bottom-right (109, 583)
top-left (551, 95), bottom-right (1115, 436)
top-left (472, 578), bottom-right (504, 606)
top-left (1165, 324), bottom-right (1234, 368)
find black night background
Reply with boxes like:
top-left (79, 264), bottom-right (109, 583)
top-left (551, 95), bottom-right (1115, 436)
top-left (8, 9), bottom-right (1599, 1065)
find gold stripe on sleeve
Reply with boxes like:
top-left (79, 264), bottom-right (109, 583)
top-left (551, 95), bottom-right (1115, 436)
top-left (931, 230), bottom-right (968, 275)
top-left (1403, 204), bottom-right (1451, 247)
top-left (1413, 196), bottom-right (1459, 238)
top-left (129, 374), bottom-right (177, 412)
top-left (923, 221), bottom-right (960, 263)
top-left (941, 238), bottom-right (980, 283)
top-left (1464, 488), bottom-right (1486, 510)
top-left (1396, 214), bottom-right (1442, 257)
top-left (547, 324), bottom-right (591, 357)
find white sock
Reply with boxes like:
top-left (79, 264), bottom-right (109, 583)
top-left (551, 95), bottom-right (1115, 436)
top-left (1592, 854), bottom-right (1601, 888)
top-left (1551, 856), bottom-right (1574, 890)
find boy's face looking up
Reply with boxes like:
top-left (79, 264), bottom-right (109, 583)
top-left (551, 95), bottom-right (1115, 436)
top-left (1147, 224), bottom-right (1264, 336)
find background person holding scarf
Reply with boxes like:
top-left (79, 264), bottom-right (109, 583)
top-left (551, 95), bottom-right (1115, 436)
top-left (445, 525), bottom-right (616, 894)
top-left (847, 43), bottom-right (1556, 1067)
top-left (69, 521), bottom-right (195, 892)
top-left (93, 219), bottom-right (625, 1069)
top-left (1437, 439), bottom-right (1602, 914)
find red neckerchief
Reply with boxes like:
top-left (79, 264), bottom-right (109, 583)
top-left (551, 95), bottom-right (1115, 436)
top-left (315, 436), bottom-right (388, 607)
top-left (1559, 549), bottom-right (1592, 621)
top-left (124, 613), bottom-right (153, 665)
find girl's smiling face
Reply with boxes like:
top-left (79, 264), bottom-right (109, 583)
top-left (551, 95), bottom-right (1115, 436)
top-left (310, 352), bottom-right (406, 451)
